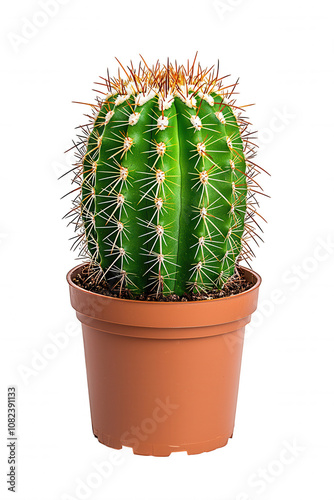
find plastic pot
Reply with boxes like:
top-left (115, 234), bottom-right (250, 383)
top-left (67, 263), bottom-right (261, 456)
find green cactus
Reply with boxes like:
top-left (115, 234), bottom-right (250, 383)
top-left (67, 57), bottom-right (263, 297)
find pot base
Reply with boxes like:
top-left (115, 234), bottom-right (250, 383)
top-left (93, 428), bottom-right (231, 456)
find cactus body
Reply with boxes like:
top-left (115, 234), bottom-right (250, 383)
top-left (70, 59), bottom-right (261, 296)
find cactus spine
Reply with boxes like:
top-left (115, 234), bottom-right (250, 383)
top-left (67, 57), bottom-right (263, 297)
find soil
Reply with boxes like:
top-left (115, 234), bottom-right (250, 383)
top-left (72, 264), bottom-right (254, 301)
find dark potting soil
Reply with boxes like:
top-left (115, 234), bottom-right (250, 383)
top-left (72, 264), bottom-right (254, 301)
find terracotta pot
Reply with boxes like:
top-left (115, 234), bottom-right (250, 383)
top-left (67, 263), bottom-right (261, 456)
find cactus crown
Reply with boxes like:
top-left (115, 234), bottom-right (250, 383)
top-left (65, 56), bottom-right (265, 297)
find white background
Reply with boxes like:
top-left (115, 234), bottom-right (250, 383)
top-left (1, 0), bottom-right (334, 498)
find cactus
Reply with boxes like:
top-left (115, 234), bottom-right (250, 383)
top-left (66, 56), bottom-right (265, 297)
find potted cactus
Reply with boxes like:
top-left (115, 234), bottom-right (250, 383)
top-left (66, 56), bottom-right (264, 456)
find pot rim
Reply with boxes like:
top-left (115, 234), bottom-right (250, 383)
top-left (67, 262), bottom-right (262, 306)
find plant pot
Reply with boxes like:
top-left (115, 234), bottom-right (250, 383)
top-left (67, 263), bottom-right (261, 456)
